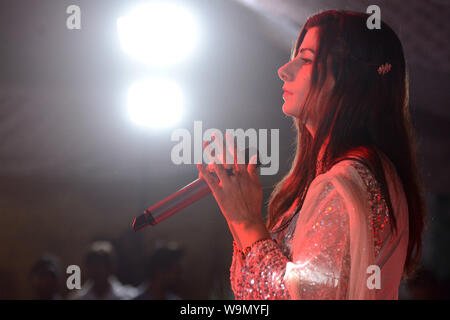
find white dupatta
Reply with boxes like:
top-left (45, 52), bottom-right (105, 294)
top-left (285, 152), bottom-right (409, 299)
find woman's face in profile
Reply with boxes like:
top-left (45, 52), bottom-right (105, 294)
top-left (278, 26), bottom-right (335, 136)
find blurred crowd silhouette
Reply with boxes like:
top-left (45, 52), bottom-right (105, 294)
top-left (27, 237), bottom-right (187, 300)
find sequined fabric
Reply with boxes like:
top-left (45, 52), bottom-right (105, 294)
top-left (230, 239), bottom-right (291, 300)
top-left (229, 159), bottom-right (390, 300)
top-left (349, 162), bottom-right (390, 258)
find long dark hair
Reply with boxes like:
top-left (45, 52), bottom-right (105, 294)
top-left (267, 10), bottom-right (426, 278)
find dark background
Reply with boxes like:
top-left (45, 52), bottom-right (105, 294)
top-left (0, 0), bottom-right (448, 299)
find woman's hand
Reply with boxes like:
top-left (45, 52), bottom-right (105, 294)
top-left (197, 132), bottom-right (264, 230)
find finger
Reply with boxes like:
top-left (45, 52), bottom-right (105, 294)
top-left (235, 141), bottom-right (247, 173)
top-left (197, 163), bottom-right (220, 193)
top-left (212, 131), bottom-right (230, 169)
top-left (203, 138), bottom-right (217, 164)
top-left (224, 132), bottom-right (236, 171)
top-left (224, 132), bottom-right (235, 166)
top-left (203, 139), bottom-right (212, 149)
top-left (225, 133), bottom-right (245, 174)
top-left (210, 156), bottom-right (230, 185)
top-left (247, 154), bottom-right (259, 179)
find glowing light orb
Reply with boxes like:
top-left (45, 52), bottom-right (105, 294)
top-left (117, 2), bottom-right (198, 66)
top-left (127, 78), bottom-right (183, 128)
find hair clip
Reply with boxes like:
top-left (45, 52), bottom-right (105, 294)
top-left (377, 62), bottom-right (392, 75)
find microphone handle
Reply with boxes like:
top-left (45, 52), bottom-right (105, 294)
top-left (132, 168), bottom-right (233, 231)
top-left (133, 147), bottom-right (260, 231)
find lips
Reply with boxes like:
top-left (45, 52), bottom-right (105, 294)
top-left (283, 87), bottom-right (293, 95)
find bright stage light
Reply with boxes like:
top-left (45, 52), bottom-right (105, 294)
top-left (117, 2), bottom-right (198, 66)
top-left (127, 78), bottom-right (183, 128)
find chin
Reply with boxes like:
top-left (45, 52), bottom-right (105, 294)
top-left (282, 103), bottom-right (300, 118)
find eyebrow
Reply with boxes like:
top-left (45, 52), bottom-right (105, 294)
top-left (299, 48), bottom-right (315, 54)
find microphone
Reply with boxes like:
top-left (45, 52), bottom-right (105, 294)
top-left (132, 148), bottom-right (260, 231)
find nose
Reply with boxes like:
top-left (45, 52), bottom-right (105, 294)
top-left (278, 62), bottom-right (290, 82)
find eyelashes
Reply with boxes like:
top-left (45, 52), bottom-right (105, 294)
top-left (301, 58), bottom-right (312, 64)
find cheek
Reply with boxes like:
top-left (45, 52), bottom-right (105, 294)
top-left (282, 68), bottom-right (312, 117)
top-left (293, 70), bottom-right (311, 101)
top-left (293, 77), bottom-right (310, 107)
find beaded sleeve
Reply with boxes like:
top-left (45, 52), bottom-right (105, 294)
top-left (230, 183), bottom-right (351, 300)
